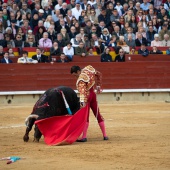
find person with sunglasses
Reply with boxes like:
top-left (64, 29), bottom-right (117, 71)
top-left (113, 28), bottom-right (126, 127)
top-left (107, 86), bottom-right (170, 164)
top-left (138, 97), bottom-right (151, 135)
top-left (115, 48), bottom-right (125, 62)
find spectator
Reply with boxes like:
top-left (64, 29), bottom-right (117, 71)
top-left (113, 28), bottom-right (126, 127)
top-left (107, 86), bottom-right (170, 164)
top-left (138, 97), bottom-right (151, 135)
top-left (115, 48), bottom-right (125, 62)
top-left (50, 41), bottom-right (61, 56)
top-left (8, 48), bottom-right (15, 57)
top-left (90, 33), bottom-right (105, 54)
top-left (100, 28), bottom-right (111, 47)
top-left (21, 20), bottom-right (31, 35)
top-left (60, 28), bottom-right (70, 45)
top-left (0, 9), bottom-right (7, 29)
top-left (54, 0), bottom-right (63, 10)
top-left (33, 20), bottom-right (46, 35)
top-left (124, 27), bottom-right (136, 42)
top-left (125, 34), bottom-right (136, 48)
top-left (89, 9), bottom-right (98, 25)
top-left (166, 47), bottom-right (170, 55)
top-left (57, 53), bottom-right (68, 63)
top-left (4, 35), bottom-right (15, 48)
top-left (0, 52), bottom-right (13, 63)
top-left (110, 8), bottom-right (120, 23)
top-left (98, 7), bottom-right (110, 27)
top-left (112, 26), bottom-right (123, 41)
top-left (47, 25), bottom-right (57, 42)
top-left (20, 3), bottom-right (31, 15)
top-left (151, 34), bottom-right (162, 47)
top-left (86, 4), bottom-right (92, 17)
top-left (124, 9), bottom-right (133, 23)
top-left (55, 18), bottom-right (70, 34)
top-left (138, 43), bottom-right (149, 57)
top-left (75, 42), bottom-right (87, 57)
top-left (30, 13), bottom-right (39, 30)
top-left (129, 48), bottom-right (136, 54)
top-left (101, 47), bottom-right (112, 62)
top-left (55, 33), bottom-right (66, 48)
top-left (81, 0), bottom-right (88, 10)
top-left (117, 36), bottom-right (127, 47)
top-left (60, 3), bottom-right (68, 18)
top-left (32, 48), bottom-right (49, 63)
top-left (14, 34), bottom-right (24, 47)
top-left (35, 26), bottom-right (45, 43)
top-left (161, 34), bottom-right (170, 46)
top-left (67, 0), bottom-right (76, 10)
top-left (65, 10), bottom-right (74, 27)
top-left (83, 34), bottom-right (91, 48)
top-left (108, 35), bottom-right (117, 47)
top-left (159, 24), bottom-right (170, 41)
top-left (146, 26), bottom-right (157, 46)
top-left (44, 15), bottom-right (54, 30)
top-left (18, 51), bottom-right (38, 64)
top-left (140, 0), bottom-right (150, 12)
top-left (71, 2), bottom-right (82, 20)
top-left (52, 9), bottom-right (60, 22)
top-left (0, 45), bottom-right (4, 57)
top-left (43, 4), bottom-right (52, 18)
top-left (69, 26), bottom-right (77, 39)
top-left (39, 32), bottom-right (52, 48)
top-left (63, 42), bottom-right (74, 61)
top-left (88, 47), bottom-right (94, 56)
top-left (71, 34), bottom-right (82, 48)
top-left (135, 32), bottom-right (148, 46)
top-left (24, 35), bottom-right (37, 47)
top-left (150, 46), bottom-right (163, 54)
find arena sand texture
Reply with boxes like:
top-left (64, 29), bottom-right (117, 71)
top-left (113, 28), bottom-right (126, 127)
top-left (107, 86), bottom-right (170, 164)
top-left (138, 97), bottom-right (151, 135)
top-left (0, 102), bottom-right (170, 170)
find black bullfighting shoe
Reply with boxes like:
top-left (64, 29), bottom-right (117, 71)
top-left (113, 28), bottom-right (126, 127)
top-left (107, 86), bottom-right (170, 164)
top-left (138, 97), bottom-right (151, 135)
top-left (103, 136), bottom-right (109, 140)
top-left (76, 138), bottom-right (87, 142)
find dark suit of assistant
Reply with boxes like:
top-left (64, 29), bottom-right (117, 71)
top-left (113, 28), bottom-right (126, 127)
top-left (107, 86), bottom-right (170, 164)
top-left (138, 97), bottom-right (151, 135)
top-left (114, 55), bottom-right (125, 62)
top-left (1, 58), bottom-right (13, 63)
top-left (32, 54), bottom-right (49, 63)
top-left (135, 37), bottom-right (148, 46)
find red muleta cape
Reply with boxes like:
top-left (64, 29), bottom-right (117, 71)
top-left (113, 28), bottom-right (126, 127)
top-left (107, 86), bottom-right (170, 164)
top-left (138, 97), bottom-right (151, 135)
top-left (35, 105), bottom-right (89, 145)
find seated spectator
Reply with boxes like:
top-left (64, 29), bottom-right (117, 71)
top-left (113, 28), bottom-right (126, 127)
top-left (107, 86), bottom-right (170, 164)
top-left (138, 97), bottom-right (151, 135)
top-left (75, 42), bottom-right (88, 57)
top-left (0, 52), bottom-right (13, 64)
top-left (24, 36), bottom-right (37, 47)
top-left (70, 34), bottom-right (82, 48)
top-left (160, 34), bottom-right (170, 47)
top-left (150, 46), bottom-right (163, 54)
top-left (166, 47), bottom-right (170, 55)
top-left (117, 36), bottom-right (127, 47)
top-left (69, 26), bottom-right (77, 39)
top-left (8, 48), bottom-right (15, 57)
top-left (158, 23), bottom-right (170, 41)
top-left (33, 20), bottom-right (46, 35)
top-left (47, 25), bottom-right (57, 42)
top-left (83, 34), bottom-right (91, 48)
top-left (129, 48), bottom-right (136, 55)
top-left (60, 28), bottom-right (70, 45)
top-left (18, 51), bottom-right (38, 64)
top-left (26, 30), bottom-right (35, 41)
top-left (32, 48), bottom-right (49, 63)
top-left (101, 47), bottom-right (112, 62)
top-left (90, 34), bottom-right (105, 54)
top-left (14, 34), bottom-right (24, 47)
top-left (112, 26), bottom-right (123, 41)
top-left (146, 26), bottom-right (156, 46)
top-left (35, 26), bottom-right (45, 43)
top-left (39, 32), bottom-right (52, 48)
top-left (108, 35), bottom-right (117, 47)
top-left (0, 46), bottom-right (4, 57)
top-left (57, 53), bottom-right (68, 63)
top-left (50, 41), bottom-right (61, 56)
top-left (151, 34), bottom-right (161, 47)
top-left (55, 33), bottom-right (66, 48)
top-left (124, 27), bottom-right (136, 42)
top-left (125, 34), bottom-right (136, 48)
top-left (115, 49), bottom-right (125, 62)
top-left (100, 28), bottom-right (111, 47)
top-left (63, 42), bottom-right (74, 61)
top-left (88, 47), bottom-right (94, 56)
top-left (135, 33), bottom-right (148, 46)
top-left (138, 43), bottom-right (149, 57)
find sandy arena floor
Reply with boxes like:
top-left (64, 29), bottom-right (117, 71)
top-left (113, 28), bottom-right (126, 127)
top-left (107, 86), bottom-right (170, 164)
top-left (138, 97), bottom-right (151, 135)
top-left (0, 102), bottom-right (170, 170)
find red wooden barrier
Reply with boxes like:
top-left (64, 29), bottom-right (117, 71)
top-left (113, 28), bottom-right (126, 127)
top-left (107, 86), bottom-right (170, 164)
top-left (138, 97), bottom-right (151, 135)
top-left (0, 62), bottom-right (170, 91)
top-left (125, 54), bottom-right (170, 62)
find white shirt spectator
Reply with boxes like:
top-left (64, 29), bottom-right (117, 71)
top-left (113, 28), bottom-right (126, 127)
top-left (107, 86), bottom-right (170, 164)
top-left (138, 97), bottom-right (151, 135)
top-left (71, 7), bottom-right (82, 20)
top-left (63, 46), bottom-right (74, 56)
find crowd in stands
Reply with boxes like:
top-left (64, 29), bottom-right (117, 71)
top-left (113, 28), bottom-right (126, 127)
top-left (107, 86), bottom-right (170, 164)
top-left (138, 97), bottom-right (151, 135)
top-left (0, 0), bottom-right (170, 63)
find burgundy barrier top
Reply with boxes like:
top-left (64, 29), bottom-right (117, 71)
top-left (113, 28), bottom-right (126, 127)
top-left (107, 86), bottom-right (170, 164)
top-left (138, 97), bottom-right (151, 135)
top-left (0, 62), bottom-right (170, 91)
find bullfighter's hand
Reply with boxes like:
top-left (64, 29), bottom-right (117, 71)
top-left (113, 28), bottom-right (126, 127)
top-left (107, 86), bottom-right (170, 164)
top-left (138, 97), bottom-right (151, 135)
top-left (96, 86), bottom-right (101, 94)
top-left (80, 102), bottom-right (86, 108)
